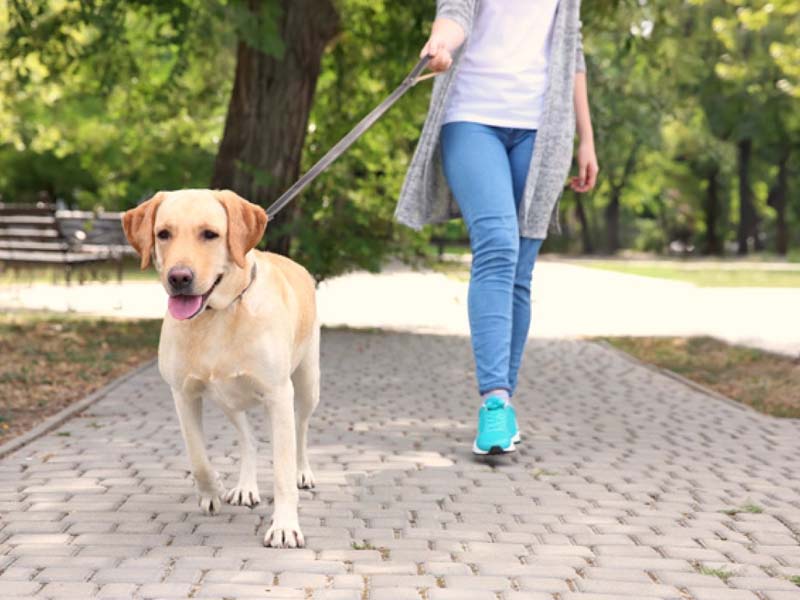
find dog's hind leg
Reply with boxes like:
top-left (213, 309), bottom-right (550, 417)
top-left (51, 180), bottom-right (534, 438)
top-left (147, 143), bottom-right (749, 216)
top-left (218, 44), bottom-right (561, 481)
top-left (173, 389), bottom-right (224, 515)
top-left (220, 408), bottom-right (261, 508)
top-left (291, 324), bottom-right (320, 490)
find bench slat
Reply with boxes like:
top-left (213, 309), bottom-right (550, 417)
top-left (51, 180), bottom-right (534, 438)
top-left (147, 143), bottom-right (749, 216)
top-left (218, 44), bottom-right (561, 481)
top-left (0, 250), bottom-right (108, 264)
top-left (0, 228), bottom-right (61, 239)
top-left (0, 240), bottom-right (68, 252)
top-left (0, 215), bottom-right (57, 227)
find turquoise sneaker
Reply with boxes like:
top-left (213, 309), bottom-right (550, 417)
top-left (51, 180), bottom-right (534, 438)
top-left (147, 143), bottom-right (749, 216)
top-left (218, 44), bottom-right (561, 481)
top-left (507, 403), bottom-right (522, 445)
top-left (473, 396), bottom-right (517, 455)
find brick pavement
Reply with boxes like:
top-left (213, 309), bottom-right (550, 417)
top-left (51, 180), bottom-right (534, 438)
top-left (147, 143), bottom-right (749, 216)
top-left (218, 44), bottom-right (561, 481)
top-left (1, 330), bottom-right (799, 599)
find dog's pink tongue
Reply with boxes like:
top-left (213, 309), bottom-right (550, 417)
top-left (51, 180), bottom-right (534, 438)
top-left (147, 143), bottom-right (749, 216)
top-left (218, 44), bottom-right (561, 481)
top-left (168, 295), bottom-right (203, 320)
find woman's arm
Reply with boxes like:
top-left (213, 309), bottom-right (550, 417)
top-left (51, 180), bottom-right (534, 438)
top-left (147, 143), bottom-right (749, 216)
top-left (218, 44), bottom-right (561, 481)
top-left (420, 17), bottom-right (466, 72)
top-left (421, 0), bottom-right (474, 72)
top-left (570, 62), bottom-right (598, 192)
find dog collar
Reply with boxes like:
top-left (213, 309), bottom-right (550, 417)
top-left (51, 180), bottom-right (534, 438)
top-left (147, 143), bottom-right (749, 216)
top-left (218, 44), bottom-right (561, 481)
top-left (206, 263), bottom-right (257, 313)
top-left (235, 263), bottom-right (257, 303)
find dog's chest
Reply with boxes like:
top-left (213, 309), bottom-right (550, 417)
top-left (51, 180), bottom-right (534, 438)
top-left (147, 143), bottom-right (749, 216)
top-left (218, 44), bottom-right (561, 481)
top-left (203, 371), bottom-right (266, 411)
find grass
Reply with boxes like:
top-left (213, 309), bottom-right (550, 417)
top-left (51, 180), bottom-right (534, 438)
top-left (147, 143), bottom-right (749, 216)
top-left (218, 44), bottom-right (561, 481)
top-left (698, 566), bottom-right (736, 583)
top-left (789, 576), bottom-right (800, 587)
top-left (431, 261), bottom-right (470, 282)
top-left (601, 336), bottom-right (800, 418)
top-left (720, 503), bottom-right (764, 516)
top-left (0, 259), bottom-right (157, 285)
top-left (0, 311), bottom-right (161, 442)
top-left (576, 261), bottom-right (800, 287)
top-left (350, 541), bottom-right (375, 551)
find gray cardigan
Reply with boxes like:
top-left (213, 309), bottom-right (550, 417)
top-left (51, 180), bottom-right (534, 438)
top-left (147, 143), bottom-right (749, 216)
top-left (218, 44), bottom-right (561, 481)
top-left (395, 0), bottom-right (585, 239)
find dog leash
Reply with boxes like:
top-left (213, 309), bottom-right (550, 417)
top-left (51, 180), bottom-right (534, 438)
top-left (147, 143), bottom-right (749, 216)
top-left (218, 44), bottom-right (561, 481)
top-left (265, 56), bottom-right (434, 220)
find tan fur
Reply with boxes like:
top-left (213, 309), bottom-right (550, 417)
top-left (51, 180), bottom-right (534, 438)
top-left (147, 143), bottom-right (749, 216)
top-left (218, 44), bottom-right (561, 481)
top-left (120, 189), bottom-right (321, 549)
top-left (212, 189), bottom-right (268, 269)
top-left (265, 253), bottom-right (316, 346)
top-left (121, 191), bottom-right (165, 269)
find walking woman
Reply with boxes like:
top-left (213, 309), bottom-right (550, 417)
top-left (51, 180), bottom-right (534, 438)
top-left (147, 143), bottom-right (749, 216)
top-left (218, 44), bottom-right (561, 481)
top-left (395, 0), bottom-right (599, 455)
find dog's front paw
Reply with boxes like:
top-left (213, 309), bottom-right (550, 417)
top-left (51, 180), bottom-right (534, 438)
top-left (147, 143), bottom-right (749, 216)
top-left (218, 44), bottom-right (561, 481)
top-left (263, 518), bottom-right (305, 548)
top-left (297, 465), bottom-right (315, 490)
top-left (225, 484), bottom-right (261, 507)
top-left (198, 491), bottom-right (224, 515)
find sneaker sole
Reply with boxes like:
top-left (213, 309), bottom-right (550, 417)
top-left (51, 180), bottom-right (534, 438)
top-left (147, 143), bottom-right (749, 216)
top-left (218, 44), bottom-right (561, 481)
top-left (472, 440), bottom-right (516, 456)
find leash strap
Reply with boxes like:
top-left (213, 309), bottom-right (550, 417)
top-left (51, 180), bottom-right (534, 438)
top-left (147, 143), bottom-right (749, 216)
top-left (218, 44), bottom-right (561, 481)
top-left (266, 56), bottom-right (433, 220)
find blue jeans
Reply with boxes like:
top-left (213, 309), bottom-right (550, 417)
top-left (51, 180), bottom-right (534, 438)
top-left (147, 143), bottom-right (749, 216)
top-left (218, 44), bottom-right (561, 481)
top-left (441, 121), bottom-right (544, 396)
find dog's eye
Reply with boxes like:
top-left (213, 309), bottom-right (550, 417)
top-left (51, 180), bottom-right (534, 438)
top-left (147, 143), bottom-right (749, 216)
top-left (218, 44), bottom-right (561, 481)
top-left (202, 230), bottom-right (219, 241)
top-left (157, 230), bottom-right (171, 241)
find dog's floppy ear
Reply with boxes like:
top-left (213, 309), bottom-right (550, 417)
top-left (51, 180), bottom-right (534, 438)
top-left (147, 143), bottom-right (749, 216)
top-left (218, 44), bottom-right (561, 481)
top-left (212, 189), bottom-right (268, 269)
top-left (121, 192), bottom-right (165, 270)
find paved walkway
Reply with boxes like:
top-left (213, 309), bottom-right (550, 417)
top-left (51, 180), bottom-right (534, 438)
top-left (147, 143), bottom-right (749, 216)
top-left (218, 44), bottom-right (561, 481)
top-left (2, 261), bottom-right (799, 356)
top-left (1, 330), bottom-right (800, 599)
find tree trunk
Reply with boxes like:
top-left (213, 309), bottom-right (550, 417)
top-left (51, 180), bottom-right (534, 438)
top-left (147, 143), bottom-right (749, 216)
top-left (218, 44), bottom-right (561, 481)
top-left (703, 167), bottom-right (722, 255)
top-left (605, 189), bottom-right (621, 254)
top-left (736, 138), bottom-right (756, 255)
top-left (767, 151), bottom-right (790, 255)
top-left (573, 191), bottom-right (594, 254)
top-left (211, 0), bottom-right (339, 256)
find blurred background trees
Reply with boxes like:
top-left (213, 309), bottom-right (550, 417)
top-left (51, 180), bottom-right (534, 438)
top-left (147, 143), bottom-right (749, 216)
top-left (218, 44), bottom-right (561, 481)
top-left (1, 0), bottom-right (798, 279)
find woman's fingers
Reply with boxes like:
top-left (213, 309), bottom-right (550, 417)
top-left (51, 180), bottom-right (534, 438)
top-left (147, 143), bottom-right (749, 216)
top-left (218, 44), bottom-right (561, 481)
top-left (421, 36), bottom-right (452, 72)
top-left (419, 41), bottom-right (430, 58)
top-left (587, 162), bottom-right (598, 189)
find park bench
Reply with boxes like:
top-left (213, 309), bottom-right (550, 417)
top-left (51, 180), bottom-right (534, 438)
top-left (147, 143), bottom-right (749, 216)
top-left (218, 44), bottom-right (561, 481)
top-left (430, 235), bottom-right (470, 259)
top-left (0, 202), bottom-right (130, 284)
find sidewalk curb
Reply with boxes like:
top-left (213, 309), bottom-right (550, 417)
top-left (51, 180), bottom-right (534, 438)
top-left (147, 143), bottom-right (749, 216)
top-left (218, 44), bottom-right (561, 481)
top-left (0, 358), bottom-right (157, 460)
top-left (592, 339), bottom-right (759, 416)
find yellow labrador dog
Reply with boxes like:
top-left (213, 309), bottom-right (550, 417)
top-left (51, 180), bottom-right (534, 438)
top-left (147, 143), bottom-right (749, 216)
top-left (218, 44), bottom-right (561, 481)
top-left (122, 189), bottom-right (319, 548)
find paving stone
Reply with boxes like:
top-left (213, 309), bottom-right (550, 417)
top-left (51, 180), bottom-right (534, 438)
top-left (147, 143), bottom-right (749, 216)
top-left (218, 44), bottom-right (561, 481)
top-left (353, 562), bottom-right (418, 575)
top-left (688, 588), bottom-right (762, 600)
top-left (0, 581), bottom-right (41, 595)
top-left (369, 589), bottom-right (421, 600)
top-left (576, 579), bottom-right (682, 597)
top-left (503, 593), bottom-right (555, 600)
top-left (137, 583), bottom-right (193, 598)
top-left (96, 583), bottom-right (138, 599)
top-left (194, 583), bottom-right (305, 598)
top-left (1, 332), bottom-right (799, 600)
top-left (728, 576), bottom-right (800, 591)
top-left (313, 591), bottom-right (361, 600)
top-left (278, 572), bottom-right (328, 587)
top-left (370, 575), bottom-right (437, 587)
top-left (38, 582), bottom-right (98, 597)
top-left (35, 568), bottom-right (92, 583)
top-left (517, 576), bottom-right (570, 592)
top-left (561, 594), bottom-right (678, 600)
top-left (580, 567), bottom-right (651, 583)
top-left (444, 575), bottom-right (512, 590)
top-left (91, 568), bottom-right (165, 584)
top-left (428, 590), bottom-right (496, 600)
top-left (0, 567), bottom-right (38, 580)
top-left (204, 569), bottom-right (275, 584)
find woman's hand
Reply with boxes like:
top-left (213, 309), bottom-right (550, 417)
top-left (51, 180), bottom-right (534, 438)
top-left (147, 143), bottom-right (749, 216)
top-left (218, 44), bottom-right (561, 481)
top-left (570, 140), bottom-right (598, 193)
top-left (420, 18), bottom-right (466, 72)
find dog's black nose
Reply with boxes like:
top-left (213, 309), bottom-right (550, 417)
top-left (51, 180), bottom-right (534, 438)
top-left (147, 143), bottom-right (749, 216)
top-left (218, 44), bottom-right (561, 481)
top-left (168, 266), bottom-right (194, 292)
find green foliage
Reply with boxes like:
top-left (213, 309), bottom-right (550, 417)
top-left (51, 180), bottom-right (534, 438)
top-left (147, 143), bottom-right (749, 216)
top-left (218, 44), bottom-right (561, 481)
top-left (1, 0), bottom-right (799, 279)
top-left (0, 0), bottom-right (279, 208)
top-left (566, 0), bottom-right (800, 255)
top-left (288, 0), bottom-right (435, 279)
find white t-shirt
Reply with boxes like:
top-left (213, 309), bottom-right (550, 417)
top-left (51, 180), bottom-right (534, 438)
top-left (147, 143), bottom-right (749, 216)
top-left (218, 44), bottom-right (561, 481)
top-left (442, 0), bottom-right (561, 129)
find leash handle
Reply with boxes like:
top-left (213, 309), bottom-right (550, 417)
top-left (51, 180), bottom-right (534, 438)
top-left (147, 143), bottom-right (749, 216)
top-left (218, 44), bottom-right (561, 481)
top-left (266, 55), bottom-right (433, 220)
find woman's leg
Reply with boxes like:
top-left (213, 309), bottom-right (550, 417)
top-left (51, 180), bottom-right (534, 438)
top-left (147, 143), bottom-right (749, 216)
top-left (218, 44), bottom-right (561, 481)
top-left (507, 130), bottom-right (544, 395)
top-left (440, 122), bottom-right (519, 395)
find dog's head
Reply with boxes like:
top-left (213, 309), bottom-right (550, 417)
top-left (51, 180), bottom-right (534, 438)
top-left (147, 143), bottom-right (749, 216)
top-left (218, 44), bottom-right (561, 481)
top-left (122, 189), bottom-right (267, 320)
